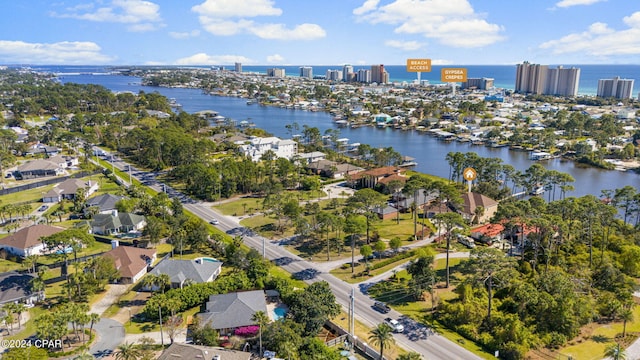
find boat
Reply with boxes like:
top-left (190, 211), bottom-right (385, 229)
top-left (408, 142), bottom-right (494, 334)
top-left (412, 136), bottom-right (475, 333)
top-left (529, 151), bottom-right (553, 161)
top-left (246, 99), bottom-right (256, 105)
top-left (399, 156), bottom-right (418, 167)
top-left (335, 120), bottom-right (348, 127)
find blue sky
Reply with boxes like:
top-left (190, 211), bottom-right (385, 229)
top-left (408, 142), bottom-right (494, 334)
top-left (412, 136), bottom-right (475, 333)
top-left (1, 0), bottom-right (639, 66)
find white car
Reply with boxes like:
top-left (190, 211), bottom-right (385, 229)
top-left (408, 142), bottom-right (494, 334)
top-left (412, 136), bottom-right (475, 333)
top-left (384, 317), bottom-right (404, 333)
top-left (209, 219), bottom-right (219, 225)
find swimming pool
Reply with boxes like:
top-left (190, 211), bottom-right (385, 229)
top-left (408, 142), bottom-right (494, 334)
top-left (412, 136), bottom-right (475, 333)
top-left (272, 307), bottom-right (287, 320)
top-left (196, 257), bottom-right (221, 263)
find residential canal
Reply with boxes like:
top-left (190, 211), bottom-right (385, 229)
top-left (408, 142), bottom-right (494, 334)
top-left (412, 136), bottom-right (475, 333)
top-left (59, 74), bottom-right (640, 198)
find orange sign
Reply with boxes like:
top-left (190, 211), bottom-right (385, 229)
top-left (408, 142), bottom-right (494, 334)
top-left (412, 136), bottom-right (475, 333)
top-left (441, 68), bottom-right (468, 82)
top-left (463, 167), bottom-right (477, 181)
top-left (406, 59), bottom-right (432, 72)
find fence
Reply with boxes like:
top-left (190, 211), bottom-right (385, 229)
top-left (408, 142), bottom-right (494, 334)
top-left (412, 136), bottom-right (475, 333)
top-left (324, 320), bottom-right (385, 360)
top-left (0, 170), bottom-right (102, 196)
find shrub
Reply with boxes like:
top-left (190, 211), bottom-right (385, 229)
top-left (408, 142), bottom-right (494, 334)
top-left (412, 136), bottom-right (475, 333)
top-left (234, 325), bottom-right (259, 337)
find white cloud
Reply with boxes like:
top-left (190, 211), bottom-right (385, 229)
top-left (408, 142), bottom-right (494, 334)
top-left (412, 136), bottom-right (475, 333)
top-left (192, 0), bottom-right (282, 18)
top-left (554, 0), bottom-right (606, 8)
top-left (249, 23), bottom-right (326, 40)
top-left (384, 39), bottom-right (424, 51)
top-left (175, 53), bottom-right (254, 65)
top-left (354, 0), bottom-right (505, 48)
top-left (169, 30), bottom-right (201, 39)
top-left (192, 0), bottom-right (325, 40)
top-left (539, 11), bottom-right (640, 57)
top-left (353, 0), bottom-right (380, 15)
top-left (0, 40), bottom-right (115, 64)
top-left (52, 0), bottom-right (163, 32)
top-left (266, 54), bottom-right (285, 63)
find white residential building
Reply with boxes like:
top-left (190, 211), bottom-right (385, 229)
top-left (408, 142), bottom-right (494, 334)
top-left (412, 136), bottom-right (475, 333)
top-left (237, 136), bottom-right (298, 162)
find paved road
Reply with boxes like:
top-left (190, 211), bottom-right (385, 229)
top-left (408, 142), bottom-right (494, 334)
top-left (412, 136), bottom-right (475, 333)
top-left (186, 202), bottom-right (485, 360)
top-left (99, 152), bottom-right (487, 360)
top-left (90, 318), bottom-right (125, 359)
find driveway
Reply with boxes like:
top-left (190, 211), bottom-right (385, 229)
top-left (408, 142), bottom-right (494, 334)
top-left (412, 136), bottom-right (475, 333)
top-left (91, 284), bottom-right (129, 316)
top-left (91, 318), bottom-right (125, 359)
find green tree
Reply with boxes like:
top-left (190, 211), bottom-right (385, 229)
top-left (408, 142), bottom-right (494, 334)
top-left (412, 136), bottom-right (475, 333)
top-left (346, 189), bottom-right (386, 244)
top-left (604, 343), bottom-right (627, 360)
top-left (115, 342), bottom-right (142, 360)
top-left (2, 346), bottom-right (49, 360)
top-left (373, 240), bottom-right (386, 259)
top-left (344, 214), bottom-right (366, 273)
top-left (368, 323), bottom-right (395, 360)
top-left (252, 310), bottom-right (270, 356)
top-left (289, 281), bottom-right (341, 336)
top-left (397, 352), bottom-right (422, 360)
top-left (360, 245), bottom-right (373, 268)
top-left (434, 212), bottom-right (467, 288)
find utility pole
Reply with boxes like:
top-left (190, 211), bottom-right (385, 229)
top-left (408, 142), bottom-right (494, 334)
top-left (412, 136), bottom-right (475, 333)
top-left (349, 288), bottom-right (355, 339)
top-left (159, 305), bottom-right (164, 346)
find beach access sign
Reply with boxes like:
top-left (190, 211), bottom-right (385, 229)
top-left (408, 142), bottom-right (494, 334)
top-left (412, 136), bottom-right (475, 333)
top-left (406, 59), bottom-right (432, 72)
top-left (441, 68), bottom-right (467, 82)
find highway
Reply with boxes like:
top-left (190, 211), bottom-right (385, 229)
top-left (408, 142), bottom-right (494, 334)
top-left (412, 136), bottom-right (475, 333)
top-left (103, 153), bottom-right (488, 360)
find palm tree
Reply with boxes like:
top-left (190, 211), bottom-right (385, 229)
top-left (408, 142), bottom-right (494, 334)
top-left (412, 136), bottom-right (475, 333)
top-left (604, 343), bottom-right (626, 360)
top-left (88, 313), bottom-right (100, 341)
top-left (73, 350), bottom-right (95, 360)
top-left (251, 310), bottom-right (270, 357)
top-left (368, 323), bottom-right (395, 360)
top-left (115, 342), bottom-right (141, 360)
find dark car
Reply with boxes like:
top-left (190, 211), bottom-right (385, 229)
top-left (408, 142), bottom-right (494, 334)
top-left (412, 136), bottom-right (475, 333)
top-left (373, 301), bottom-right (391, 313)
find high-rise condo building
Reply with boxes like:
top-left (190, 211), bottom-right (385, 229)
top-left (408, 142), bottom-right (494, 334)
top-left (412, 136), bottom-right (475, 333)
top-left (515, 62), bottom-right (580, 96)
top-left (357, 69), bottom-right (371, 83)
top-left (299, 66), bottom-right (313, 79)
top-left (545, 66), bottom-right (580, 96)
top-left (343, 64), bottom-right (354, 82)
top-left (267, 68), bottom-right (286, 78)
top-left (515, 62), bottom-right (548, 94)
top-left (234, 62), bottom-right (242, 72)
top-left (326, 69), bottom-right (342, 81)
top-left (462, 78), bottom-right (494, 90)
top-left (597, 77), bottom-right (635, 99)
top-left (370, 64), bottom-right (388, 84)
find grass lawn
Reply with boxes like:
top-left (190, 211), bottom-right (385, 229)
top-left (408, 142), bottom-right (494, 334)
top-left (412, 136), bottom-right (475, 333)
top-left (332, 311), bottom-right (407, 360)
top-left (330, 252), bottom-right (420, 284)
top-left (374, 213), bottom-right (434, 241)
top-left (38, 241), bottom-right (112, 265)
top-left (6, 306), bottom-right (46, 340)
top-left (214, 196), bottom-right (265, 216)
top-left (0, 258), bottom-right (23, 272)
top-left (0, 183), bottom-right (57, 204)
top-left (559, 305), bottom-right (640, 360)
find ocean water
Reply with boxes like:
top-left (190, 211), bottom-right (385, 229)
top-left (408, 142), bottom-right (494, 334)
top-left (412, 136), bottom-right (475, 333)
top-left (28, 64), bottom-right (640, 96)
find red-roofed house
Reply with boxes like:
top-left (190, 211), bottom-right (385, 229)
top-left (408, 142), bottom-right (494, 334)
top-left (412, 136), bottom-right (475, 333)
top-left (348, 166), bottom-right (406, 189)
top-left (103, 242), bottom-right (157, 284)
top-left (0, 224), bottom-right (65, 257)
top-left (470, 223), bottom-right (505, 245)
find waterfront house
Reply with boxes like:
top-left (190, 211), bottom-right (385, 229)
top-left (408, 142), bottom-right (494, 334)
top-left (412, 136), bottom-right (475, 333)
top-left (470, 223), bottom-right (505, 245)
top-left (147, 258), bottom-right (222, 289)
top-left (103, 242), bottom-right (156, 284)
top-left (236, 136), bottom-right (298, 162)
top-left (42, 179), bottom-right (98, 203)
top-left (197, 290), bottom-right (268, 335)
top-left (0, 224), bottom-right (65, 257)
top-left (349, 166), bottom-right (406, 189)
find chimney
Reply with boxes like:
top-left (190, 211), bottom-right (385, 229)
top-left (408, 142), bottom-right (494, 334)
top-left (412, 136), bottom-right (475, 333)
top-left (111, 240), bottom-right (119, 249)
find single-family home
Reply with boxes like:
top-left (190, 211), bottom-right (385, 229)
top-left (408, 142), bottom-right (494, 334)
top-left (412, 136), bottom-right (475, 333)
top-left (89, 212), bottom-right (146, 235)
top-left (459, 192), bottom-right (499, 224)
top-left (157, 343), bottom-right (251, 360)
top-left (470, 223), bottom-right (505, 245)
top-left (84, 193), bottom-right (125, 215)
top-left (197, 290), bottom-right (268, 334)
top-left (42, 179), bottom-right (98, 203)
top-left (0, 271), bottom-right (44, 306)
top-left (349, 166), bottom-right (406, 189)
top-left (47, 155), bottom-right (79, 169)
top-left (103, 242), bottom-right (157, 284)
top-left (236, 136), bottom-right (298, 162)
top-left (15, 159), bottom-right (65, 179)
top-left (0, 224), bottom-right (65, 257)
top-left (147, 258), bottom-right (222, 289)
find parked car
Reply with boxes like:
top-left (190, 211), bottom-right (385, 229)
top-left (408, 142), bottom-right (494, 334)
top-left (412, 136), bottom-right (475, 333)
top-left (384, 317), bottom-right (405, 333)
top-left (457, 234), bottom-right (476, 249)
top-left (38, 205), bottom-right (49, 212)
top-left (209, 219), bottom-right (219, 225)
top-left (373, 301), bottom-right (391, 314)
